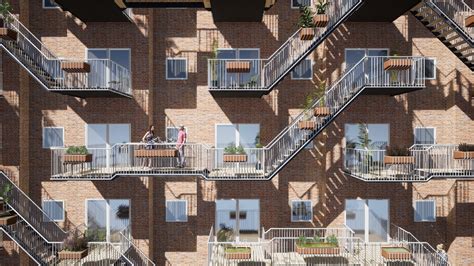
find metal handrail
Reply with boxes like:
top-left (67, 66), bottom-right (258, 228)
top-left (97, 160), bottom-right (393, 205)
top-left (428, 0), bottom-right (474, 43)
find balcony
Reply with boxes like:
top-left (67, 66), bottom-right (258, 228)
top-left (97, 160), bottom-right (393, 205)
top-left (53, 0), bottom-right (133, 22)
top-left (207, 226), bottom-right (448, 265)
top-left (209, 56), bottom-right (426, 97)
top-left (0, 12), bottom-right (132, 98)
top-left (344, 144), bottom-right (474, 182)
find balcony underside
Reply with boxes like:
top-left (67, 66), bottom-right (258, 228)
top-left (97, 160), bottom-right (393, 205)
top-left (54, 0), bottom-right (131, 22)
top-left (50, 88), bottom-right (133, 98)
top-left (361, 86), bottom-right (424, 96)
top-left (345, 168), bottom-right (474, 182)
top-left (209, 89), bottom-right (268, 98)
top-left (209, 0), bottom-right (266, 22)
top-left (348, 0), bottom-right (421, 22)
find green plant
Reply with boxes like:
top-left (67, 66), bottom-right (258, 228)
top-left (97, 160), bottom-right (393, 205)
top-left (458, 143), bottom-right (474, 152)
top-left (66, 146), bottom-right (89, 155)
top-left (298, 6), bottom-right (314, 28)
top-left (313, 235), bottom-right (322, 243)
top-left (63, 230), bottom-right (88, 252)
top-left (0, 2), bottom-right (13, 24)
top-left (217, 225), bottom-right (234, 242)
top-left (386, 146), bottom-right (410, 156)
top-left (316, 0), bottom-right (329, 15)
top-left (357, 124), bottom-right (372, 149)
top-left (224, 144), bottom-right (246, 155)
top-left (326, 234), bottom-right (338, 245)
top-left (298, 236), bottom-right (307, 245)
top-left (255, 143), bottom-right (263, 149)
top-left (0, 183), bottom-right (12, 216)
top-left (235, 145), bottom-right (246, 155)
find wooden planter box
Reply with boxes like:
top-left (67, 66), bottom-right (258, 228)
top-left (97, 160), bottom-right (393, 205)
top-left (63, 154), bottom-right (93, 163)
top-left (381, 247), bottom-right (411, 260)
top-left (453, 151), bottom-right (474, 159)
top-left (223, 154), bottom-right (248, 163)
top-left (295, 244), bottom-right (340, 255)
top-left (383, 156), bottom-right (414, 165)
top-left (226, 61), bottom-right (251, 73)
top-left (0, 28), bottom-right (17, 41)
top-left (299, 28), bottom-right (315, 40)
top-left (60, 61), bottom-right (91, 73)
top-left (466, 15), bottom-right (474, 27)
top-left (314, 14), bottom-right (329, 27)
top-left (314, 106), bottom-right (331, 117)
top-left (58, 249), bottom-right (89, 260)
top-left (0, 214), bottom-right (17, 226)
top-left (224, 247), bottom-right (251, 260)
top-left (383, 59), bottom-right (413, 70)
top-left (134, 149), bottom-right (178, 158)
top-left (298, 120), bottom-right (316, 130)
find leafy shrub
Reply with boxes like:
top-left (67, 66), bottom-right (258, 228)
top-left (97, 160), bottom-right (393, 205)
top-left (63, 230), bottom-right (88, 252)
top-left (298, 6), bottom-right (314, 28)
top-left (386, 146), bottom-right (410, 156)
top-left (316, 0), bottom-right (329, 15)
top-left (327, 234), bottom-right (338, 245)
top-left (66, 146), bottom-right (89, 155)
top-left (224, 145), bottom-right (246, 155)
top-left (458, 143), bottom-right (474, 152)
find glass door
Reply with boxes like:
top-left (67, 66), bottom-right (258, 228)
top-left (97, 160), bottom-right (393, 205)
top-left (86, 199), bottom-right (131, 243)
top-left (87, 49), bottom-right (108, 88)
top-left (215, 199), bottom-right (260, 242)
top-left (237, 49), bottom-right (260, 87)
top-left (345, 199), bottom-right (389, 242)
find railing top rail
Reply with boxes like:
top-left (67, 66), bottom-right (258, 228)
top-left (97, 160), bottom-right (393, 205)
top-left (428, 0), bottom-right (474, 42)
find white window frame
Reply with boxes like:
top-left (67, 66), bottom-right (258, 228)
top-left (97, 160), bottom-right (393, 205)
top-left (214, 123), bottom-right (261, 147)
top-left (85, 199), bottom-right (131, 243)
top-left (85, 48), bottom-right (132, 87)
top-left (291, 0), bottom-right (312, 9)
top-left (43, 0), bottom-right (59, 9)
top-left (85, 123), bottom-right (131, 148)
top-left (42, 200), bottom-right (65, 222)
top-left (424, 58), bottom-right (436, 80)
top-left (414, 127), bottom-right (436, 145)
top-left (42, 127), bottom-right (65, 149)
top-left (291, 59), bottom-right (313, 80)
top-left (344, 199), bottom-right (390, 242)
top-left (166, 57), bottom-right (188, 80)
top-left (344, 48), bottom-right (390, 71)
top-left (165, 200), bottom-right (188, 222)
top-left (290, 200), bottom-right (313, 222)
top-left (414, 200), bottom-right (436, 222)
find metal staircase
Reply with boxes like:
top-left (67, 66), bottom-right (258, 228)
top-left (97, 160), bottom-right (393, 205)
top-left (412, 0), bottom-right (474, 70)
top-left (208, 0), bottom-right (364, 95)
top-left (51, 56), bottom-right (427, 181)
top-left (0, 12), bottom-right (132, 98)
top-left (0, 171), bottom-right (153, 265)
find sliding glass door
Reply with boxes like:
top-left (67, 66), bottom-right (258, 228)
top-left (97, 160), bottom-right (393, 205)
top-left (345, 199), bottom-right (389, 242)
top-left (215, 199), bottom-right (260, 242)
top-left (86, 199), bottom-right (131, 243)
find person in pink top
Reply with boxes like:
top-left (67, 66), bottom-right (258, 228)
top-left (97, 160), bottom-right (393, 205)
top-left (176, 125), bottom-right (187, 168)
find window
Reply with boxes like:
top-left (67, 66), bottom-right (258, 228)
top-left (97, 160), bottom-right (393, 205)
top-left (43, 127), bottom-right (64, 148)
top-left (424, 58), bottom-right (436, 80)
top-left (42, 200), bottom-right (64, 222)
top-left (216, 124), bottom-right (260, 148)
top-left (345, 124), bottom-right (389, 149)
top-left (86, 199), bottom-right (130, 242)
top-left (166, 200), bottom-right (188, 222)
top-left (291, 0), bottom-right (312, 8)
top-left (414, 127), bottom-right (435, 145)
top-left (345, 48), bottom-right (389, 70)
top-left (291, 59), bottom-right (313, 80)
top-left (414, 200), bottom-right (436, 222)
top-left (345, 199), bottom-right (389, 242)
top-left (166, 127), bottom-right (187, 142)
top-left (166, 58), bottom-right (188, 80)
top-left (43, 0), bottom-right (59, 8)
top-left (291, 200), bottom-right (312, 222)
top-left (86, 124), bottom-right (130, 148)
top-left (215, 199), bottom-right (260, 242)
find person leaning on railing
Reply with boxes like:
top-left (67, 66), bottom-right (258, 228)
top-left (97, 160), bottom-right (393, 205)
top-left (141, 125), bottom-right (162, 168)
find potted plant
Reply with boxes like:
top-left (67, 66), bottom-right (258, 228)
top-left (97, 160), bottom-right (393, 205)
top-left (295, 234), bottom-right (340, 255)
top-left (298, 89), bottom-right (317, 130)
top-left (58, 230), bottom-right (89, 260)
top-left (224, 246), bottom-right (252, 260)
top-left (383, 146), bottom-right (414, 164)
top-left (381, 246), bottom-right (412, 261)
top-left (384, 51), bottom-right (412, 71)
top-left (313, 81), bottom-right (330, 117)
top-left (314, 0), bottom-right (330, 27)
top-left (0, 1), bottom-right (17, 41)
top-left (0, 183), bottom-right (17, 226)
top-left (63, 146), bottom-right (93, 163)
top-left (223, 145), bottom-right (247, 163)
top-left (298, 6), bottom-right (315, 40)
top-left (453, 143), bottom-right (474, 159)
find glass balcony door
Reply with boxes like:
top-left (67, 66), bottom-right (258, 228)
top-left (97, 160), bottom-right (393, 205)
top-left (215, 124), bottom-right (260, 166)
top-left (87, 49), bottom-right (131, 89)
top-left (86, 124), bottom-right (131, 169)
top-left (215, 199), bottom-right (260, 242)
top-left (345, 199), bottom-right (389, 242)
top-left (86, 199), bottom-right (131, 243)
top-left (217, 49), bottom-right (259, 88)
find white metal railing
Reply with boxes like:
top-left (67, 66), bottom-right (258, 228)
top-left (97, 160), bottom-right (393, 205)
top-left (344, 144), bottom-right (474, 181)
top-left (0, 12), bottom-right (131, 95)
top-left (429, 0), bottom-right (474, 42)
top-left (117, 227), bottom-right (155, 265)
top-left (52, 56), bottom-right (428, 180)
top-left (208, 0), bottom-right (363, 91)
